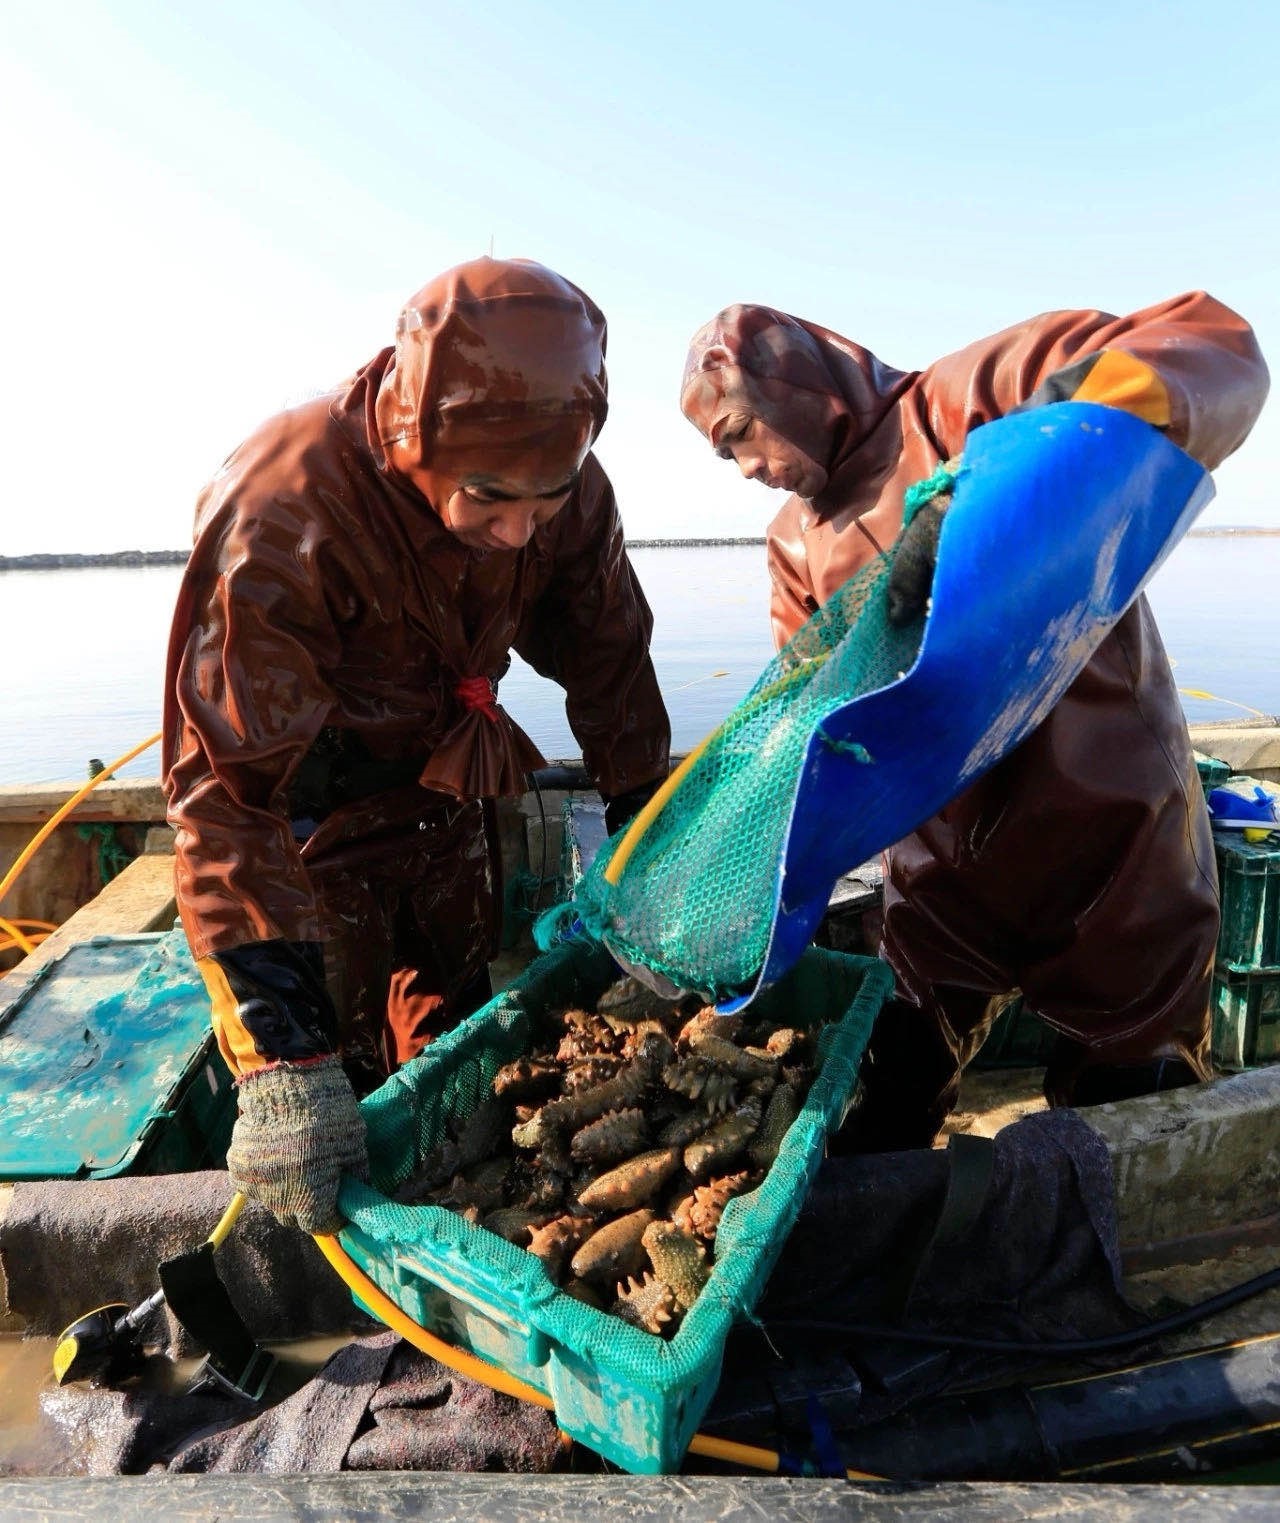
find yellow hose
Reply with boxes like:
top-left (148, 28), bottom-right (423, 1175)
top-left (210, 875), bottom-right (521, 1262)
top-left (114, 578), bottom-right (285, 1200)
top-left (0, 915), bottom-right (38, 956)
top-left (603, 730), bottom-right (716, 886)
top-left (313, 1231), bottom-right (882, 1479)
top-left (208, 1191), bottom-right (246, 1250)
top-left (0, 731), bottom-right (162, 957)
top-left (313, 1233), bottom-right (560, 1409)
top-left (0, 919), bottom-right (55, 956)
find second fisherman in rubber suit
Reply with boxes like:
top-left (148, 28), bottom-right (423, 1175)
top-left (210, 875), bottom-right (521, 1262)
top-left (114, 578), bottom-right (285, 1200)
top-left (681, 291), bottom-right (1267, 1145)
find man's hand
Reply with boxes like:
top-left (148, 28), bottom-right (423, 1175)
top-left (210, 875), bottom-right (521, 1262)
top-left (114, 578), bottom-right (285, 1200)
top-left (226, 1055), bottom-right (369, 1233)
top-left (886, 492), bottom-right (951, 628)
top-left (602, 775), bottom-right (667, 836)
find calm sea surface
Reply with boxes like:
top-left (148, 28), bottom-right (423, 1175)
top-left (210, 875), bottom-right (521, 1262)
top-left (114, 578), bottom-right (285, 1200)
top-left (1, 538), bottom-right (1276, 787)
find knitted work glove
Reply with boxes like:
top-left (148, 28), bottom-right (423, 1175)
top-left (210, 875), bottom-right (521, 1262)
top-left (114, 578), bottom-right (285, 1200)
top-left (226, 1055), bottom-right (370, 1233)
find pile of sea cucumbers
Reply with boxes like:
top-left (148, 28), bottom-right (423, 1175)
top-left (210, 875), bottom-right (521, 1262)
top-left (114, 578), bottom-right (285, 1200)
top-left (399, 976), bottom-right (818, 1336)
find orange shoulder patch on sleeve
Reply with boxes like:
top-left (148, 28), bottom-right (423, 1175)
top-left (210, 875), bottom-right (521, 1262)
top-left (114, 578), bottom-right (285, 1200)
top-left (197, 956), bottom-right (266, 1077)
top-left (1071, 349), bottom-right (1172, 427)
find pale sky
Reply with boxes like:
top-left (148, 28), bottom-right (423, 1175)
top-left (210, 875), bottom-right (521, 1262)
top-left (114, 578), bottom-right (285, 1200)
top-left (1, 0), bottom-right (1275, 555)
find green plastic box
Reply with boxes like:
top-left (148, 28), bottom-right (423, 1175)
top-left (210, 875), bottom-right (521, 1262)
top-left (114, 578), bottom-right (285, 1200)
top-left (1211, 964), bottom-right (1280, 1072)
top-left (0, 930), bottom-right (233, 1181)
top-left (337, 938), bottom-right (891, 1474)
top-left (971, 993), bottom-right (1054, 1069)
top-left (1214, 831), bottom-right (1280, 973)
top-left (1194, 751), bottom-right (1232, 796)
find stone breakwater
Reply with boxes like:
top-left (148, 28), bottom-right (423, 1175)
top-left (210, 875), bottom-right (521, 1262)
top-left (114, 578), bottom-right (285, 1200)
top-left (4, 530), bottom-right (1274, 573)
top-left (0, 551), bottom-right (189, 571)
top-left (0, 540), bottom-right (770, 571)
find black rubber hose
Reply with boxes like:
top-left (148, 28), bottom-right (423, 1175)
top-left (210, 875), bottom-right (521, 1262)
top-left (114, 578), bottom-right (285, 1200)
top-left (769, 1263), bottom-right (1280, 1356)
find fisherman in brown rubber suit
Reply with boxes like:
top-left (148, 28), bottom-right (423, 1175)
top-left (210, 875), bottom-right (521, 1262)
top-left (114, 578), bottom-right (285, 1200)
top-left (165, 258), bottom-right (671, 1229)
top-left (681, 293), bottom-right (1268, 1146)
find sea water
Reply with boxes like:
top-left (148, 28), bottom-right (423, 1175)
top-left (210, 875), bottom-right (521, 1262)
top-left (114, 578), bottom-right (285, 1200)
top-left (1, 538), bottom-right (1277, 787)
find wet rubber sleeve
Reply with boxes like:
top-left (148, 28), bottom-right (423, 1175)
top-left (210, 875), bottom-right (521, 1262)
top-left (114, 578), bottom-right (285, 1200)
top-left (198, 938), bottom-right (339, 1076)
top-left (921, 291), bottom-right (1268, 470)
top-left (883, 293), bottom-right (1270, 627)
top-left (1014, 349), bottom-right (1171, 425)
top-left (888, 349), bottom-right (1181, 629)
top-left (165, 501), bottom-right (343, 962)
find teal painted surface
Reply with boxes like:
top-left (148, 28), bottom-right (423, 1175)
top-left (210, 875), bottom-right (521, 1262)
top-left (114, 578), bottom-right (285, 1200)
top-left (0, 929), bottom-right (232, 1179)
top-left (339, 940), bottom-right (891, 1475)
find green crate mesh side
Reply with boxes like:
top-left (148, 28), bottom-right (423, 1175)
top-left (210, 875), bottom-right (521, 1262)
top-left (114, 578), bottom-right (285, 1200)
top-left (1215, 835), bottom-right (1280, 973)
top-left (340, 944), bottom-right (892, 1406)
top-left (1211, 971), bottom-right (1251, 1072)
top-left (569, 553), bottom-right (922, 999)
top-left (359, 940), bottom-right (617, 1196)
top-left (1211, 963), bottom-right (1280, 1070)
top-left (1194, 752), bottom-right (1232, 795)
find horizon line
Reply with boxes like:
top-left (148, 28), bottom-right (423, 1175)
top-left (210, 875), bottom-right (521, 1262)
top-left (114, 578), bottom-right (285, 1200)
top-left (3, 525), bottom-right (1280, 569)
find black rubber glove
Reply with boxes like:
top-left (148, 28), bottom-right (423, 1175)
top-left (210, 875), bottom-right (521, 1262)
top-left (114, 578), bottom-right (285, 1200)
top-left (885, 492), bottom-right (951, 629)
top-left (601, 775), bottom-right (666, 836)
top-left (211, 940), bottom-right (340, 1062)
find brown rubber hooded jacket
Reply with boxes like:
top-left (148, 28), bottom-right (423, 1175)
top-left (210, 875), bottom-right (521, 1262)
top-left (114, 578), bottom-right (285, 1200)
top-left (683, 292), bottom-right (1268, 1115)
top-left (166, 258), bottom-right (670, 1084)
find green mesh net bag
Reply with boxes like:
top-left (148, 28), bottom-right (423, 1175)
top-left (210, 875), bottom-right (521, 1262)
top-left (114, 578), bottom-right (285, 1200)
top-left (534, 472), bottom-right (939, 1004)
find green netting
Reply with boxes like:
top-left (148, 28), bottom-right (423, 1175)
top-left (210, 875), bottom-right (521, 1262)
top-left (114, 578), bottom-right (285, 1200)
top-left (336, 938), bottom-right (893, 1474)
top-left (540, 495), bottom-right (934, 999)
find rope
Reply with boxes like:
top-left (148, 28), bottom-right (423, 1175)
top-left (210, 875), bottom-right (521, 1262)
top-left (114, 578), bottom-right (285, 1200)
top-left (902, 457), bottom-right (961, 522)
top-left (76, 822), bottom-right (135, 886)
top-left (455, 676), bottom-right (500, 724)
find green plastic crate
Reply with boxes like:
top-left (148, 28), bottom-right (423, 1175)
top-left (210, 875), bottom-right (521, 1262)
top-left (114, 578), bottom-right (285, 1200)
top-left (0, 930), bottom-right (233, 1180)
top-left (1214, 831), bottom-right (1280, 973)
top-left (1194, 751), bottom-right (1232, 796)
top-left (971, 993), bottom-right (1054, 1069)
top-left (1211, 964), bottom-right (1280, 1071)
top-left (337, 938), bottom-right (891, 1475)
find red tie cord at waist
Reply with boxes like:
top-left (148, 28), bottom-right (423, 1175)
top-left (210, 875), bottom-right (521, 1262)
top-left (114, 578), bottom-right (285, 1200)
top-left (455, 676), bottom-right (499, 724)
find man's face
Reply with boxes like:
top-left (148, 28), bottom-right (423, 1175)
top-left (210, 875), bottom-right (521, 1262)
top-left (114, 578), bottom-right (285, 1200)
top-left (711, 411), bottom-right (828, 498)
top-left (441, 471), bottom-right (578, 552)
top-left (389, 441), bottom-right (577, 552)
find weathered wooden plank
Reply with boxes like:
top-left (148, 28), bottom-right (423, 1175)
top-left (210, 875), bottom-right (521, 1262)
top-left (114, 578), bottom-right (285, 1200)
top-left (0, 855), bottom-right (177, 1018)
top-left (0, 778), bottom-right (168, 826)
